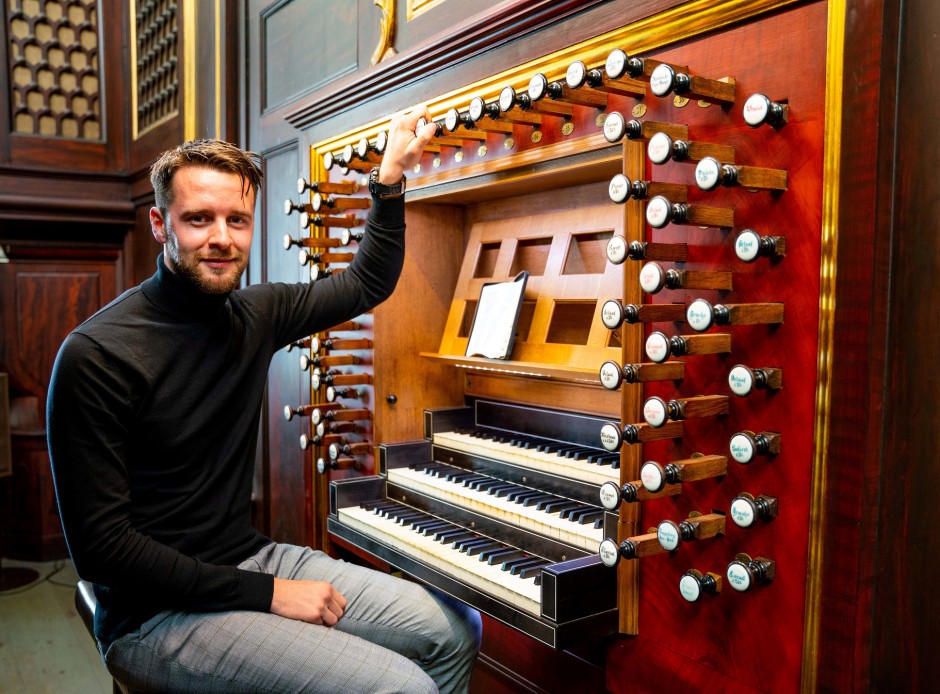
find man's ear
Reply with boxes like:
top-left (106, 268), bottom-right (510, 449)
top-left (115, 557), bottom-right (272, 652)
top-left (150, 206), bottom-right (167, 244)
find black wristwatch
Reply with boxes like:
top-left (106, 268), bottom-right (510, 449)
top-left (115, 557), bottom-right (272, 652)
top-left (368, 166), bottom-right (406, 198)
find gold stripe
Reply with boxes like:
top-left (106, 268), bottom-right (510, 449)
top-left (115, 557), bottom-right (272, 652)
top-left (801, 0), bottom-right (845, 689)
top-left (215, 0), bottom-right (222, 137)
top-left (406, 0), bottom-right (444, 21)
top-left (183, 0), bottom-right (196, 141)
top-left (130, 0), bottom-right (138, 139)
top-left (313, 0), bottom-right (799, 152)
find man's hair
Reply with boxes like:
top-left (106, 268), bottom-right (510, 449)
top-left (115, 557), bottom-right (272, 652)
top-left (150, 139), bottom-right (264, 212)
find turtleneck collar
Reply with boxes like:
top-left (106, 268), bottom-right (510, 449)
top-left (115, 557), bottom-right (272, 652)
top-left (140, 255), bottom-right (231, 322)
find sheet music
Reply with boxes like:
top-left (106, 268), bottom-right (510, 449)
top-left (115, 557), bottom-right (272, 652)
top-left (465, 272), bottom-right (529, 360)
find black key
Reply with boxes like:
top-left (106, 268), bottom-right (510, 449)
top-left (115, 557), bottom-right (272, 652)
top-left (489, 484), bottom-right (519, 497)
top-left (466, 541), bottom-right (500, 557)
top-left (506, 488), bottom-right (541, 503)
top-left (500, 555), bottom-right (535, 572)
top-left (436, 528), bottom-right (472, 543)
top-left (534, 574), bottom-right (542, 586)
top-left (460, 475), bottom-right (490, 487)
top-left (469, 478), bottom-right (503, 492)
top-left (455, 537), bottom-right (490, 552)
top-left (522, 494), bottom-right (557, 508)
top-left (576, 510), bottom-right (605, 525)
top-left (509, 557), bottom-right (546, 576)
top-left (559, 504), bottom-right (592, 520)
top-left (594, 517), bottom-right (605, 530)
top-left (565, 506), bottom-right (597, 522)
top-left (509, 558), bottom-right (546, 576)
top-left (484, 549), bottom-right (526, 565)
top-left (519, 562), bottom-right (549, 579)
top-left (542, 500), bottom-right (581, 515)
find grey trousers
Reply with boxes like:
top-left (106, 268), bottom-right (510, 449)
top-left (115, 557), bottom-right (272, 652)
top-left (103, 543), bottom-right (482, 693)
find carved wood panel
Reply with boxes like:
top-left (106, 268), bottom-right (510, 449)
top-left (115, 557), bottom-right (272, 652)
top-left (6, 0), bottom-right (102, 139)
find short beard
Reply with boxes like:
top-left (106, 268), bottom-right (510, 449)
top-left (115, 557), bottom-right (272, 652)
top-left (164, 226), bottom-right (246, 295)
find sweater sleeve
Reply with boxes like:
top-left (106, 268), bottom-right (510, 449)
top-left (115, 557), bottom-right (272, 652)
top-left (248, 193), bottom-right (406, 348)
top-left (46, 332), bottom-right (273, 614)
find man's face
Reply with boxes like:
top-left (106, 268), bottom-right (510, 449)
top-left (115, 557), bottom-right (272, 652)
top-left (150, 166), bottom-right (255, 295)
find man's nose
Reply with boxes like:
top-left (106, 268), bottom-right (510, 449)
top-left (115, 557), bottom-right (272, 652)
top-left (208, 220), bottom-right (233, 247)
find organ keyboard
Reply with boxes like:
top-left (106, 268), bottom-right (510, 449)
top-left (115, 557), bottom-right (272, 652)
top-left (328, 399), bottom-right (618, 647)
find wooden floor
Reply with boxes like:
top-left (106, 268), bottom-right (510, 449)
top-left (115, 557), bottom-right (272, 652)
top-left (0, 558), bottom-right (112, 694)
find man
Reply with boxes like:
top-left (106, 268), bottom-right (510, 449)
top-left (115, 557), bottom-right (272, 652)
top-left (46, 105), bottom-right (481, 693)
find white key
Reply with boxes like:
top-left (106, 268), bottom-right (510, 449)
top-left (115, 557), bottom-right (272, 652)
top-left (339, 505), bottom-right (542, 614)
top-left (388, 467), bottom-right (603, 552)
top-left (433, 431), bottom-right (619, 485)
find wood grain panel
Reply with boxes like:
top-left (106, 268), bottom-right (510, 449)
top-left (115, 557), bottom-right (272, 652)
top-left (259, 143), bottom-right (308, 546)
top-left (262, 0), bottom-right (358, 110)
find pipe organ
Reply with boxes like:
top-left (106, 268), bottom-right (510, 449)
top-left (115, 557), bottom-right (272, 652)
top-left (278, 1), bottom-right (848, 690)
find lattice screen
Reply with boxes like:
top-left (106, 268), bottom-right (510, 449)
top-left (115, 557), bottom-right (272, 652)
top-left (135, 0), bottom-right (178, 135)
top-left (7, 0), bottom-right (102, 139)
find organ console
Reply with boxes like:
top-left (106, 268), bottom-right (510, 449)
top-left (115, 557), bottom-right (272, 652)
top-left (292, 3), bottom-right (866, 688)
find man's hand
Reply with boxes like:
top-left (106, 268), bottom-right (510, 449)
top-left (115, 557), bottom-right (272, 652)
top-left (270, 577), bottom-right (348, 626)
top-left (377, 103), bottom-right (436, 184)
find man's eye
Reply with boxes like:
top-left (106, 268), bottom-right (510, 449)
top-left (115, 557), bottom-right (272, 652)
top-left (190, 215), bottom-right (208, 224)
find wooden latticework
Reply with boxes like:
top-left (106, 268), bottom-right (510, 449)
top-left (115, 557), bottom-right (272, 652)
top-left (134, 0), bottom-right (178, 134)
top-left (7, 0), bottom-right (101, 139)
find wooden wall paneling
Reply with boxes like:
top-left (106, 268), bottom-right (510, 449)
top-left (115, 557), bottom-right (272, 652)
top-left (5, 0), bottom-right (129, 172)
top-left (0, 374), bottom-right (10, 479)
top-left (260, 0), bottom-right (359, 112)
top-left (869, 0), bottom-right (939, 689)
top-left (259, 141), bottom-right (309, 546)
top-left (0, 248), bottom-right (123, 560)
top-left (372, 201), bottom-right (467, 445)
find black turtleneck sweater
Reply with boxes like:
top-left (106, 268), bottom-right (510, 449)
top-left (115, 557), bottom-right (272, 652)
top-left (46, 195), bottom-right (404, 646)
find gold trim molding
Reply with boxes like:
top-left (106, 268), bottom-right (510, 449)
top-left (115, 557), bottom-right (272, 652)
top-left (407, 0), bottom-right (445, 21)
top-left (315, 0), bottom-right (800, 153)
top-left (801, 0), bottom-right (845, 690)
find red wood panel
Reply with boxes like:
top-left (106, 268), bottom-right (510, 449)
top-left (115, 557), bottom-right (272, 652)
top-left (603, 4), bottom-right (827, 692)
